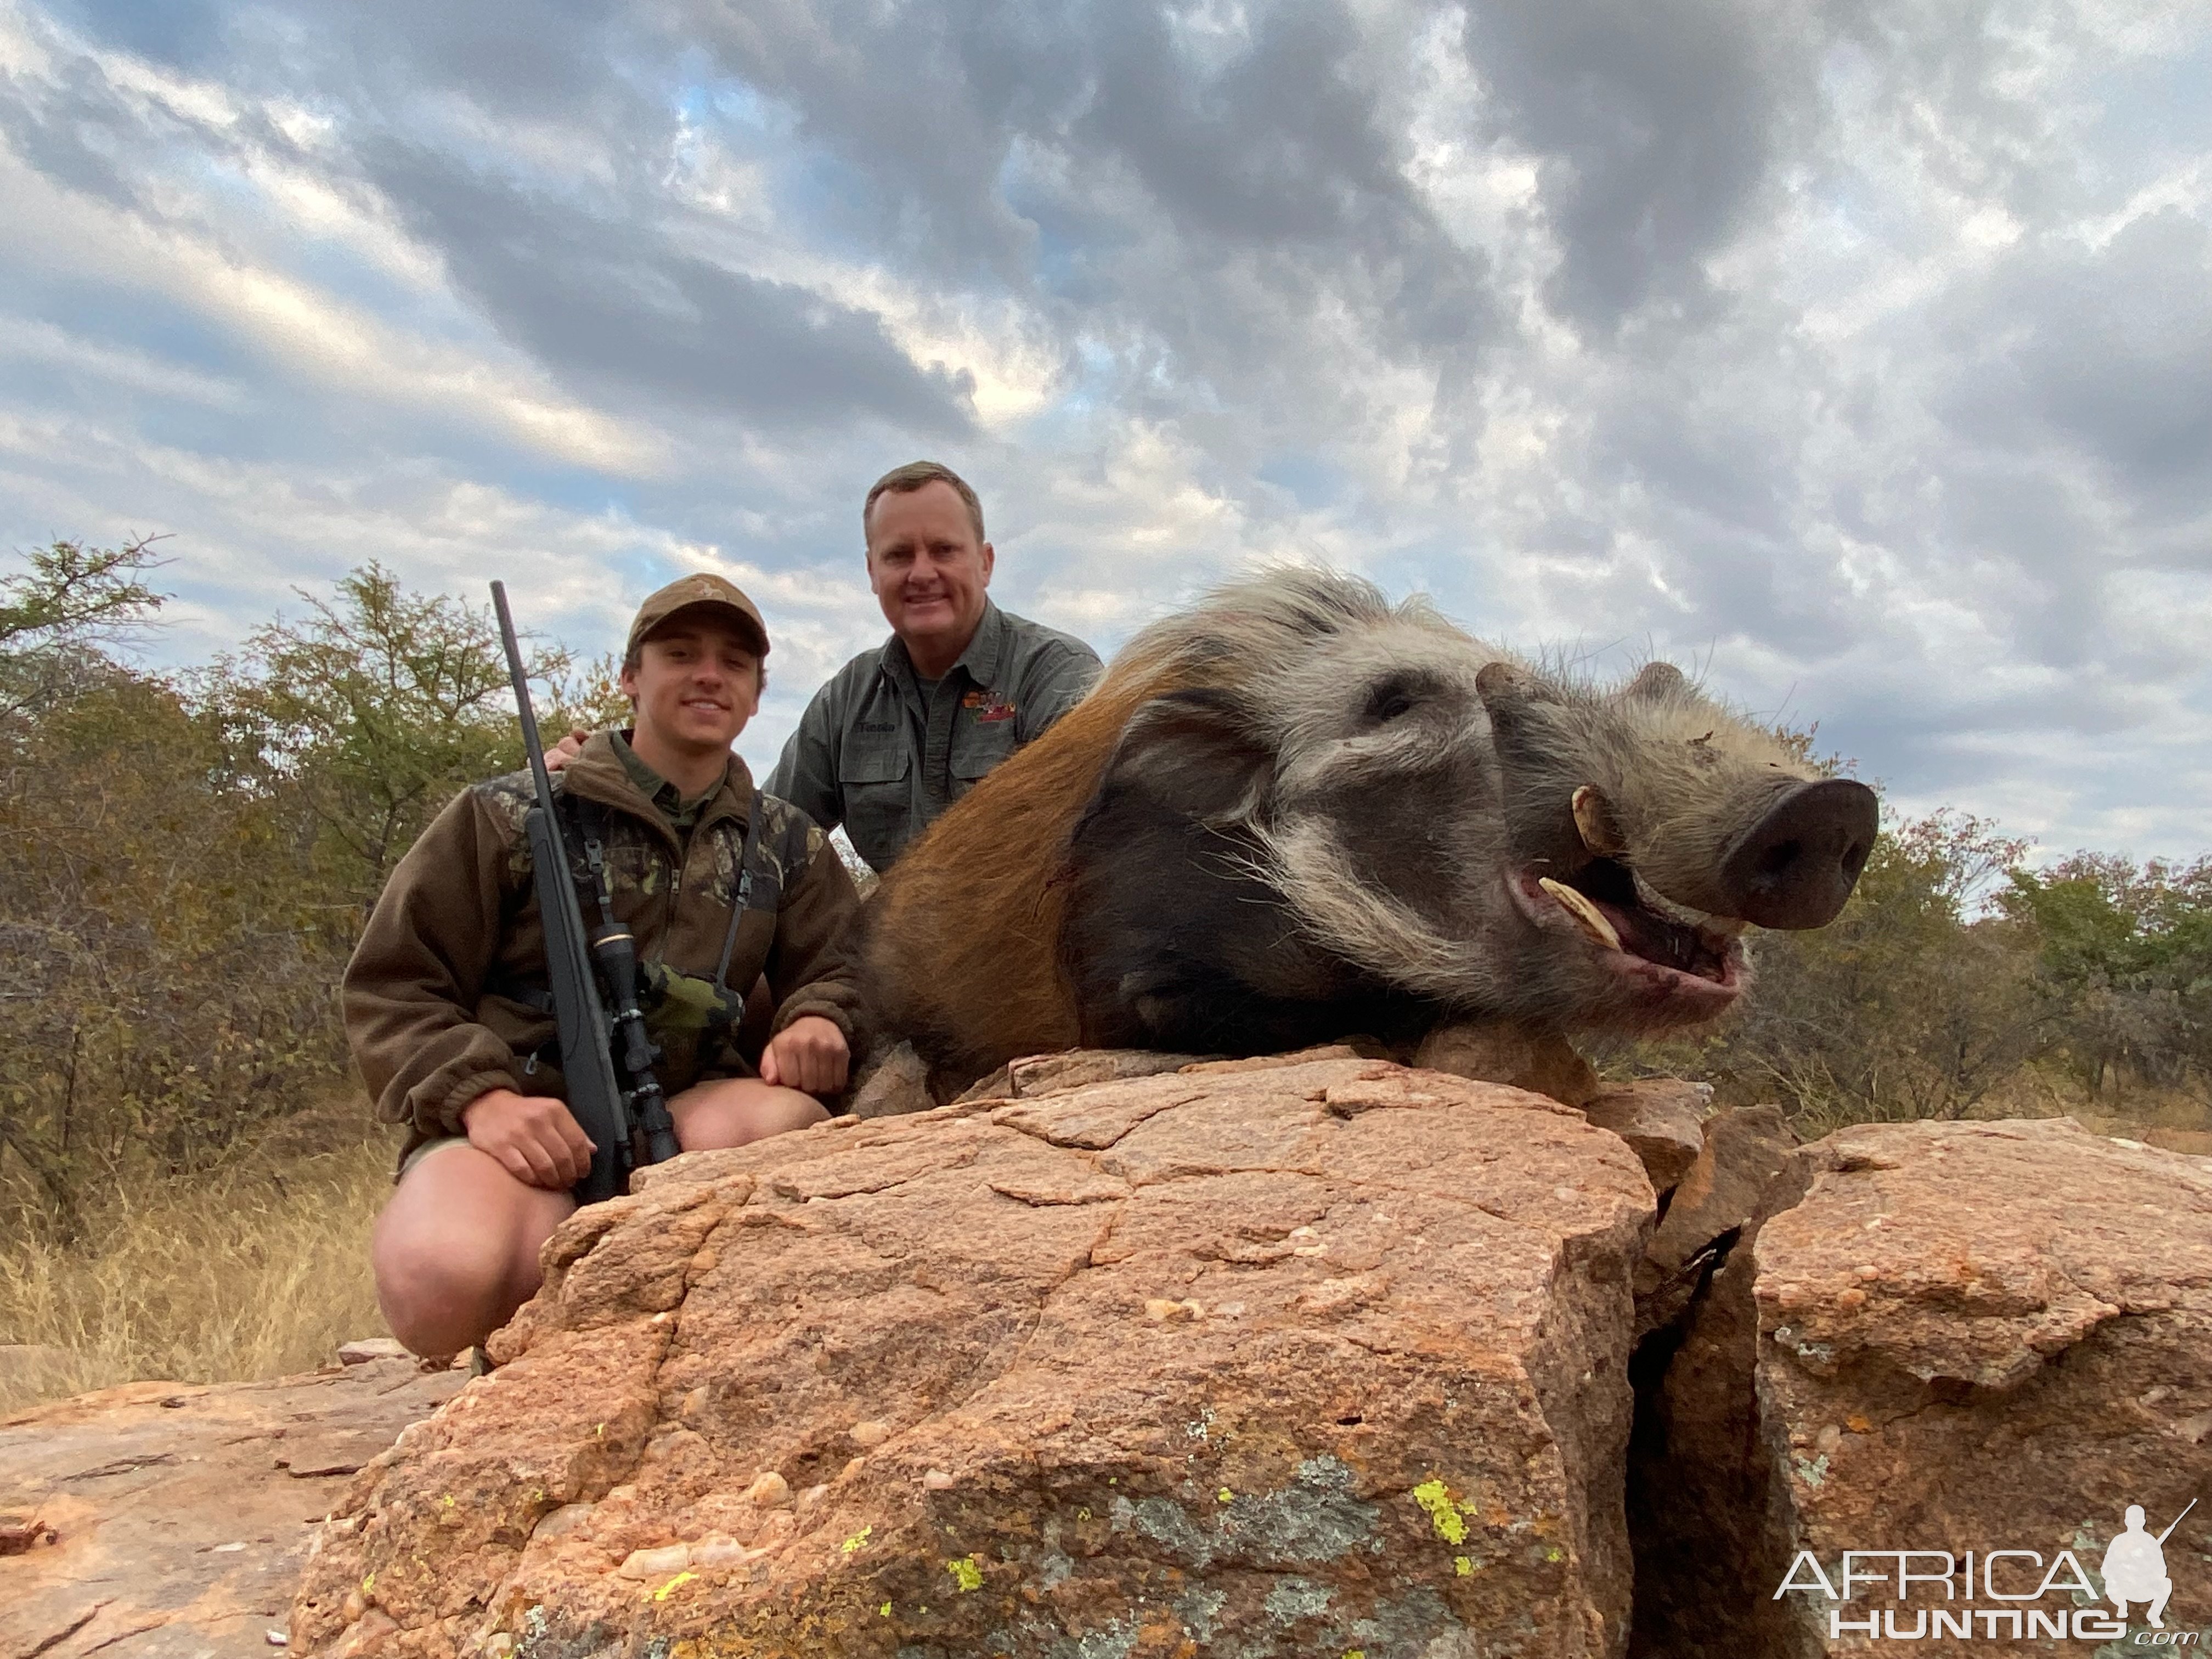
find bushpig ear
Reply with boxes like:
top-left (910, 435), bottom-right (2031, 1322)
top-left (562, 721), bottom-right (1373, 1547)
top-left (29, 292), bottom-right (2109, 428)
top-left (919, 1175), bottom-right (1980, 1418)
top-left (1475, 659), bottom-right (1565, 766)
top-left (1624, 661), bottom-right (1686, 701)
top-left (1475, 659), bottom-right (1553, 708)
top-left (1091, 689), bottom-right (1273, 827)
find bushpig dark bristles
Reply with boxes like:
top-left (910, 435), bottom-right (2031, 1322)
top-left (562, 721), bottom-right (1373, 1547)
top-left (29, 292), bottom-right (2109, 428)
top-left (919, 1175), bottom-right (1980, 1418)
top-left (864, 567), bottom-right (1876, 1090)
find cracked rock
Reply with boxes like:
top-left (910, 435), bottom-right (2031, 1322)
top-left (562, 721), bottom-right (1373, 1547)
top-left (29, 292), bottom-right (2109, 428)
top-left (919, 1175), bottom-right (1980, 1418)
top-left (290, 1054), bottom-right (1655, 1657)
top-left (1629, 1115), bottom-right (2212, 1657)
top-left (1412, 1019), bottom-right (1602, 1108)
top-left (1632, 1104), bottom-right (1797, 1339)
top-left (1579, 1081), bottom-right (1712, 1207)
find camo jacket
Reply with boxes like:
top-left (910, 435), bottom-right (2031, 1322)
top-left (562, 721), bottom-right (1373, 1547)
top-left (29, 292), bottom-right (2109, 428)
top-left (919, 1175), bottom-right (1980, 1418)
top-left (342, 733), bottom-right (865, 1171)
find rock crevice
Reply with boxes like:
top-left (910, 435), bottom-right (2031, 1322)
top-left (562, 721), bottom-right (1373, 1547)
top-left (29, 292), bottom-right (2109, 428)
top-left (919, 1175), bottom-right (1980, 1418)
top-left (1626, 1115), bottom-right (2212, 1657)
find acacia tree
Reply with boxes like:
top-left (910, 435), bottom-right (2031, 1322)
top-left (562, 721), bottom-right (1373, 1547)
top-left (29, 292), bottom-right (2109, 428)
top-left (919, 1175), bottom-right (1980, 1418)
top-left (0, 536), bottom-right (167, 721)
top-left (1, 539), bottom-right (339, 1226)
top-left (3, 555), bottom-right (604, 1236)
top-left (213, 564), bottom-right (572, 916)
top-left (1, 668), bottom-right (346, 1199)
top-left (0, 539), bottom-right (176, 1221)
top-left (2005, 854), bottom-right (2212, 1092)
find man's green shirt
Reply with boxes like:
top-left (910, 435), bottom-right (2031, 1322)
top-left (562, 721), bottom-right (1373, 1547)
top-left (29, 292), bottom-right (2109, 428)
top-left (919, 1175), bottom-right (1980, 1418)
top-left (765, 600), bottom-right (1101, 873)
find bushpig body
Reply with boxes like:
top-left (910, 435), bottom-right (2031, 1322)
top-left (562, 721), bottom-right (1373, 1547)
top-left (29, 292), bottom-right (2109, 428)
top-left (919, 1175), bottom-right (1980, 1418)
top-left (865, 570), bottom-right (1875, 1089)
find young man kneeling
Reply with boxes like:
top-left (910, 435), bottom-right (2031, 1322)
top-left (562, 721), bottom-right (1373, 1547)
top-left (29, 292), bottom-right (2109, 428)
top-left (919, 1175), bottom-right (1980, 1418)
top-left (346, 574), bottom-right (864, 1359)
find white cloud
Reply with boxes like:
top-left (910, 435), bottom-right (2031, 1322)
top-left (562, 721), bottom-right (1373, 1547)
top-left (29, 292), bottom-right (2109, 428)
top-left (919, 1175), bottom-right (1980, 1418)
top-left (1, 0), bottom-right (2207, 861)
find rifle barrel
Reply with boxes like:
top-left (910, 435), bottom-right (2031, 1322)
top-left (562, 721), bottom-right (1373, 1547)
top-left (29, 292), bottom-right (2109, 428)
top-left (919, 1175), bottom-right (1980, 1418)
top-left (491, 584), bottom-right (558, 803)
top-left (2156, 1497), bottom-right (2196, 1545)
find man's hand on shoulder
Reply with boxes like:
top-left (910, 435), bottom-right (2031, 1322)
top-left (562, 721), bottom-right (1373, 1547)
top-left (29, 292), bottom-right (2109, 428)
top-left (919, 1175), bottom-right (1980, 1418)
top-left (543, 729), bottom-right (591, 773)
top-left (759, 1015), bottom-right (850, 1096)
top-left (460, 1087), bottom-right (596, 1189)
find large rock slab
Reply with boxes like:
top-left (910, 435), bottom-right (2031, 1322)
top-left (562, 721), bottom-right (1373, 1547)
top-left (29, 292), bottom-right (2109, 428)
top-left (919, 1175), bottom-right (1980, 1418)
top-left (292, 1055), bottom-right (1657, 1658)
top-left (0, 1357), bottom-right (464, 1658)
top-left (1633, 1116), bottom-right (2212, 1656)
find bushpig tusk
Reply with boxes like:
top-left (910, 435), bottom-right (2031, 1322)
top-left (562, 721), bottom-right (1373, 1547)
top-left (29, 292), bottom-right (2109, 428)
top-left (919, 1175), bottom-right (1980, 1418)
top-left (1571, 786), bottom-right (1626, 856)
top-left (1538, 877), bottom-right (1624, 953)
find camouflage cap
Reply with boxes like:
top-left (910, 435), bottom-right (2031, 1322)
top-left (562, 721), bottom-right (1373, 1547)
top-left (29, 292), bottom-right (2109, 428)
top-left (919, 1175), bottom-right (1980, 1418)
top-left (625, 572), bottom-right (770, 659)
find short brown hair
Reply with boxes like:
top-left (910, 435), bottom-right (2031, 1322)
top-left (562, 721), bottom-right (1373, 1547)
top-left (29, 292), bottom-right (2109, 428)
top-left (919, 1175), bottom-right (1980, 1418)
top-left (863, 460), bottom-right (985, 544)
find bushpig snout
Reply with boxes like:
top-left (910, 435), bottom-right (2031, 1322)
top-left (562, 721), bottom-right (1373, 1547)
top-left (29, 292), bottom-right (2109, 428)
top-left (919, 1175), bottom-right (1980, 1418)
top-left (1718, 777), bottom-right (1878, 929)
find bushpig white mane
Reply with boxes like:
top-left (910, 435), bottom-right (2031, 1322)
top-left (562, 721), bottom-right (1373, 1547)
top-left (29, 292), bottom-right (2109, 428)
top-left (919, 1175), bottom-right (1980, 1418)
top-left (1120, 570), bottom-right (1525, 998)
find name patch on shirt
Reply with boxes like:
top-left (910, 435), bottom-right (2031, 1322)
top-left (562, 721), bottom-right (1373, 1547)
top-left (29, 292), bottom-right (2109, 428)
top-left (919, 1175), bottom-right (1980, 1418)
top-left (962, 690), bottom-right (1018, 723)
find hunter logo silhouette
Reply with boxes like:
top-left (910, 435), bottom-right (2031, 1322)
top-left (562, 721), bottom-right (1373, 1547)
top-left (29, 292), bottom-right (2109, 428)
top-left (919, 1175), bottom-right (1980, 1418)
top-left (2104, 1498), bottom-right (2194, 1628)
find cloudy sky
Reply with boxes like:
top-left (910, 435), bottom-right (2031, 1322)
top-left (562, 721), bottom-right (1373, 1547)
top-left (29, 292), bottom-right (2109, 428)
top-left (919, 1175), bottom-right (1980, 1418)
top-left (2, 0), bottom-right (2207, 860)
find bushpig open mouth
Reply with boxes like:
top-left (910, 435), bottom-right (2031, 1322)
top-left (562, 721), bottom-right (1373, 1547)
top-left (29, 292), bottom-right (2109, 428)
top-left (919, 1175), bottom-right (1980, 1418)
top-left (1511, 860), bottom-right (1746, 1013)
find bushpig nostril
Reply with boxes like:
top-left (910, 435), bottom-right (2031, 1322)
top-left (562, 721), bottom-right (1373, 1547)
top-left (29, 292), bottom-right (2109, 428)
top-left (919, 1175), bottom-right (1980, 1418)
top-left (1755, 840), bottom-right (1801, 878)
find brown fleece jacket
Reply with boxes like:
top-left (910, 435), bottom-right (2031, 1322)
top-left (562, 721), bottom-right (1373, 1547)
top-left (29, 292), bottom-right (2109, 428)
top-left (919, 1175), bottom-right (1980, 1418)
top-left (343, 733), bottom-right (865, 1170)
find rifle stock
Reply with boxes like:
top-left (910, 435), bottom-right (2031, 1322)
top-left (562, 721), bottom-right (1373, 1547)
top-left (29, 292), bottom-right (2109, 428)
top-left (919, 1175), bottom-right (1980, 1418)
top-left (490, 582), bottom-right (633, 1205)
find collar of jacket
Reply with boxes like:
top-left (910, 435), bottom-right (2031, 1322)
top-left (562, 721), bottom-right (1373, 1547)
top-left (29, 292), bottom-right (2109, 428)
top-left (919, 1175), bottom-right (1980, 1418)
top-left (557, 730), bottom-right (755, 854)
top-left (881, 597), bottom-right (1009, 692)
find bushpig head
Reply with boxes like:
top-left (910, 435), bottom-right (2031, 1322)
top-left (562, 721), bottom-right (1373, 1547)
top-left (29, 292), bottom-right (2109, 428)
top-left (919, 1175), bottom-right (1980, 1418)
top-left (1468, 657), bottom-right (1875, 1031)
top-left (1055, 571), bottom-right (1876, 1051)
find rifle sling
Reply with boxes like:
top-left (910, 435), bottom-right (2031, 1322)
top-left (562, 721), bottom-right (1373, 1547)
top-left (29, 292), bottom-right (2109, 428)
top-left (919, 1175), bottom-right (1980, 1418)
top-left (715, 788), bottom-right (763, 989)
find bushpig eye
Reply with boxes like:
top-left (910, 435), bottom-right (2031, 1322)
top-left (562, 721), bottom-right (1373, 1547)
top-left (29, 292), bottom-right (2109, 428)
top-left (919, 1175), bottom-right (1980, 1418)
top-left (1363, 677), bottom-right (1421, 725)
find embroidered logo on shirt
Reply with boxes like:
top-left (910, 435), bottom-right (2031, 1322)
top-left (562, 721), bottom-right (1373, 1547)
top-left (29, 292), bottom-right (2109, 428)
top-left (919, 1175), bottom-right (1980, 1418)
top-left (962, 690), bottom-right (1018, 723)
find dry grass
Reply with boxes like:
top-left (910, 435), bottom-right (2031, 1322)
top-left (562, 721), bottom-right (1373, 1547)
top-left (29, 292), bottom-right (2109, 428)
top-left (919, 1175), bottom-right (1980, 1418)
top-left (1972, 1063), bottom-right (2212, 1140)
top-left (1774, 1069), bottom-right (2212, 1147)
top-left (0, 1105), bottom-right (394, 1417)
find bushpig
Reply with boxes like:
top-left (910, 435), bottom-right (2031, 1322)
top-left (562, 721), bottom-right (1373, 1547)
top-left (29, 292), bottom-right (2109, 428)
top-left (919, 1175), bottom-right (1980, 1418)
top-left (864, 569), bottom-right (1875, 1089)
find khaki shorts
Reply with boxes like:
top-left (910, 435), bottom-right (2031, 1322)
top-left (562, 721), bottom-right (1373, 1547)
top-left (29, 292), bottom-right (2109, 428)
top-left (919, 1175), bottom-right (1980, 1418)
top-left (396, 1134), bottom-right (472, 1183)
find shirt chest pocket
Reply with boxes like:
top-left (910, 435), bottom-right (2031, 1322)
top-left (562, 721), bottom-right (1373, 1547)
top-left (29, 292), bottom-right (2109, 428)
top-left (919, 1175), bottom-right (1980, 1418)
top-left (838, 740), bottom-right (913, 869)
top-left (949, 719), bottom-right (1019, 797)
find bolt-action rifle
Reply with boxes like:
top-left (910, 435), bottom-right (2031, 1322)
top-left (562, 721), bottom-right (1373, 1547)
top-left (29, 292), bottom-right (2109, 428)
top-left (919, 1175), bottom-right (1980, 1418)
top-left (490, 582), bottom-right (681, 1204)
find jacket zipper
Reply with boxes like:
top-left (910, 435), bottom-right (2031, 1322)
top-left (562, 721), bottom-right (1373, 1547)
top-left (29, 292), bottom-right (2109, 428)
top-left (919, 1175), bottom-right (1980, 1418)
top-left (572, 772), bottom-right (741, 972)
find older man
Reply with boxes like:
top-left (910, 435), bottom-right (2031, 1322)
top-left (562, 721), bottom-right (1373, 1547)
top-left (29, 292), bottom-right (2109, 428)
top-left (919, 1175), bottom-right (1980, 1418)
top-left (765, 460), bottom-right (1101, 872)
